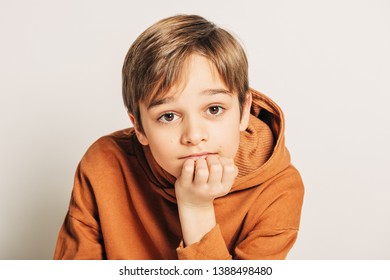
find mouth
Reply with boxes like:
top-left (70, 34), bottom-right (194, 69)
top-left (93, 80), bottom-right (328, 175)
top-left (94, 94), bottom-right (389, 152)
top-left (179, 152), bottom-right (218, 160)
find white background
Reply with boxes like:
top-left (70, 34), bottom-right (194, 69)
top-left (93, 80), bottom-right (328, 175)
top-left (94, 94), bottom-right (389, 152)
top-left (1, 0), bottom-right (389, 259)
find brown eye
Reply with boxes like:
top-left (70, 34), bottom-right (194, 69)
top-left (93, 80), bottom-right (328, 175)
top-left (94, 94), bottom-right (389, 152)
top-left (158, 112), bottom-right (178, 123)
top-left (207, 106), bottom-right (223, 115)
top-left (163, 113), bottom-right (174, 121)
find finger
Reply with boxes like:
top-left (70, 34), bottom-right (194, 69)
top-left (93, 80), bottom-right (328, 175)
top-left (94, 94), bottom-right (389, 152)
top-left (206, 155), bottom-right (222, 185)
top-left (194, 158), bottom-right (209, 186)
top-left (179, 159), bottom-right (195, 184)
top-left (220, 157), bottom-right (238, 188)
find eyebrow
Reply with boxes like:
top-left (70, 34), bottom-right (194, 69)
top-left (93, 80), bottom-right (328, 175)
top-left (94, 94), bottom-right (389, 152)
top-left (147, 88), bottom-right (232, 110)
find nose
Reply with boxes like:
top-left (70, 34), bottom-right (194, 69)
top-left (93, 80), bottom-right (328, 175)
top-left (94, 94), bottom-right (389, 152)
top-left (180, 116), bottom-right (208, 145)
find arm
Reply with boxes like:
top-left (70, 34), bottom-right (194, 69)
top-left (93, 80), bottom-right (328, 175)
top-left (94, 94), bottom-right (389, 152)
top-left (54, 213), bottom-right (105, 259)
top-left (54, 155), bottom-right (105, 259)
top-left (174, 155), bottom-right (237, 256)
top-left (234, 169), bottom-right (304, 259)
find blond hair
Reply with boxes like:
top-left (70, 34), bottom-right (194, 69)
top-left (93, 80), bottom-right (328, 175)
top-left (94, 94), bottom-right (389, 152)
top-left (122, 14), bottom-right (249, 131)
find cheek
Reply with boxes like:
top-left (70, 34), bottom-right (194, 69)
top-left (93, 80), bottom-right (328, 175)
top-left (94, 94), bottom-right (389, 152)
top-left (149, 134), bottom-right (177, 158)
top-left (215, 126), bottom-right (241, 156)
top-left (149, 136), bottom-right (182, 178)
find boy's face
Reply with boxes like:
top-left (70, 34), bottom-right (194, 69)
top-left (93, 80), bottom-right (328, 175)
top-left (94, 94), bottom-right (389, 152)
top-left (129, 54), bottom-right (251, 178)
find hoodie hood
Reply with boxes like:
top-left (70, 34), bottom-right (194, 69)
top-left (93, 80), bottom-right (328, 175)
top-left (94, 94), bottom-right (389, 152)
top-left (134, 88), bottom-right (291, 202)
top-left (233, 88), bottom-right (291, 190)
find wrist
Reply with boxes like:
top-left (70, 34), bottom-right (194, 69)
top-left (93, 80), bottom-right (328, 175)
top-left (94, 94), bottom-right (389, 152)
top-left (177, 202), bottom-right (216, 246)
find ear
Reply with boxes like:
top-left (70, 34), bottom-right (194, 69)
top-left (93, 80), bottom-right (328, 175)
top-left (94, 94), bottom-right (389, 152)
top-left (128, 112), bottom-right (149, 146)
top-left (239, 92), bottom-right (252, 131)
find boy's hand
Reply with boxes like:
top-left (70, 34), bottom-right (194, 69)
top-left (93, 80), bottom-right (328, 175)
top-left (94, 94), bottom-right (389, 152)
top-left (174, 155), bottom-right (238, 208)
top-left (174, 155), bottom-right (238, 246)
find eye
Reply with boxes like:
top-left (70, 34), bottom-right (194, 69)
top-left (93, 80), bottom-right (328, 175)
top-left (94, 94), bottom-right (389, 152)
top-left (158, 112), bottom-right (179, 123)
top-left (207, 105), bottom-right (224, 116)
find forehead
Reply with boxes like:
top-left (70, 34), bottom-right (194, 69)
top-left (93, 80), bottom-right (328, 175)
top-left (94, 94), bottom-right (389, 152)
top-left (143, 54), bottom-right (232, 108)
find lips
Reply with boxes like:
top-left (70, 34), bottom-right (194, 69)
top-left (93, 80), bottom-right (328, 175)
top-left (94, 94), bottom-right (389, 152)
top-left (179, 152), bottom-right (218, 160)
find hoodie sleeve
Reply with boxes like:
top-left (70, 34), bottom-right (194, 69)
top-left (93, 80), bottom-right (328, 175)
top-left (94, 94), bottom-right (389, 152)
top-left (54, 213), bottom-right (105, 259)
top-left (54, 148), bottom-right (105, 260)
top-left (176, 225), bottom-right (232, 259)
top-left (234, 166), bottom-right (304, 259)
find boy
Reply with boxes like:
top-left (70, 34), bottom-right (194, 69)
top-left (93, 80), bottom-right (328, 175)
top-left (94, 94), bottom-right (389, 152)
top-left (54, 14), bottom-right (304, 260)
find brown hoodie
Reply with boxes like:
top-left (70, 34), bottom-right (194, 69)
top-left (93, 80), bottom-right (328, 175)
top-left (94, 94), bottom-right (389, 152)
top-left (54, 88), bottom-right (304, 260)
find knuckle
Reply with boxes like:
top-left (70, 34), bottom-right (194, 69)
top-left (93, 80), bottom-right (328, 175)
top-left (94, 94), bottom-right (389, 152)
top-left (224, 163), bottom-right (236, 173)
top-left (209, 163), bottom-right (222, 173)
top-left (215, 188), bottom-right (230, 198)
top-left (183, 164), bottom-right (194, 173)
top-left (196, 168), bottom-right (209, 178)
